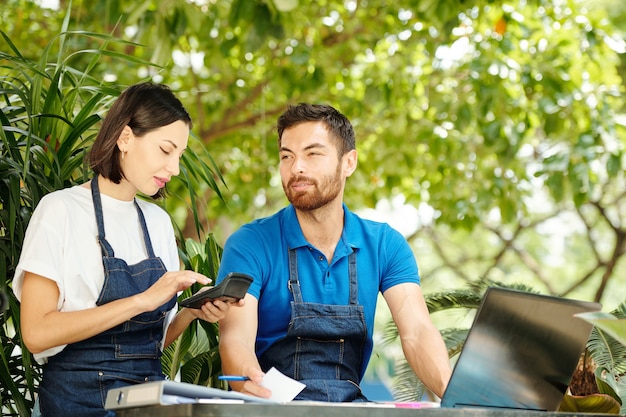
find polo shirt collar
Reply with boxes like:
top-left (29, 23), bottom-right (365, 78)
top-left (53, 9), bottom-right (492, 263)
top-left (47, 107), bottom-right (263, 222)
top-left (282, 204), bottom-right (361, 255)
top-left (283, 204), bottom-right (308, 250)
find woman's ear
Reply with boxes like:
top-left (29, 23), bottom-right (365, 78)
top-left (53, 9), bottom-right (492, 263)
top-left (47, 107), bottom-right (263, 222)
top-left (116, 125), bottom-right (132, 152)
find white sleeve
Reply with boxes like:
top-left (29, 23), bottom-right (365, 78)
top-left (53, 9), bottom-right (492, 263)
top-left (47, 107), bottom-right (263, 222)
top-left (13, 193), bottom-right (68, 307)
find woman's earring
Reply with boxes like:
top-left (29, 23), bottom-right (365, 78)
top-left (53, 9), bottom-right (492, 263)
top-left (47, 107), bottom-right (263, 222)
top-left (122, 151), bottom-right (126, 160)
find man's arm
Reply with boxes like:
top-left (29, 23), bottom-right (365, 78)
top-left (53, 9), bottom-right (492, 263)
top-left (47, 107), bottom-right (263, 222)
top-left (218, 293), bottom-right (272, 398)
top-left (383, 282), bottom-right (452, 398)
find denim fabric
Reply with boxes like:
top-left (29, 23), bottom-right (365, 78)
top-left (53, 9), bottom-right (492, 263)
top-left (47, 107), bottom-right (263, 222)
top-left (259, 249), bottom-right (368, 402)
top-left (38, 177), bottom-right (176, 417)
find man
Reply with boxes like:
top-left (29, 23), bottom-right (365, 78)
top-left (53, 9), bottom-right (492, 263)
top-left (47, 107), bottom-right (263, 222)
top-left (217, 103), bottom-right (451, 402)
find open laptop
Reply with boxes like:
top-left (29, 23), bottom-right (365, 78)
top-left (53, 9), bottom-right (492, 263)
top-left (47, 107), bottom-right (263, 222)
top-left (440, 287), bottom-right (601, 411)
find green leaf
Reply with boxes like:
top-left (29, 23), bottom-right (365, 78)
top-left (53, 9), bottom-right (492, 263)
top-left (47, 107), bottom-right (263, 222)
top-left (577, 312), bottom-right (626, 346)
top-left (558, 393), bottom-right (621, 414)
top-left (594, 366), bottom-right (621, 402)
top-left (273, 0), bottom-right (298, 12)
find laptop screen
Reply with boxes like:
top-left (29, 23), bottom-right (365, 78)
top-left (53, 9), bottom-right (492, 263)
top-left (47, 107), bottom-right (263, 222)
top-left (440, 287), bottom-right (601, 411)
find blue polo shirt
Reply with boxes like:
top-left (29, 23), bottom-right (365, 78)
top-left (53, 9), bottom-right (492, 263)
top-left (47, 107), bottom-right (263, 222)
top-left (217, 204), bottom-right (420, 379)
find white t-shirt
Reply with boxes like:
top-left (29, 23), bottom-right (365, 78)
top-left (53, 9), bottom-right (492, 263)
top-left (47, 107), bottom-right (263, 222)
top-left (13, 185), bottom-right (180, 363)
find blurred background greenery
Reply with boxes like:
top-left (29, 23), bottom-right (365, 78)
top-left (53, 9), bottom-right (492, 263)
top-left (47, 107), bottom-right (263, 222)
top-left (2, 0), bottom-right (626, 414)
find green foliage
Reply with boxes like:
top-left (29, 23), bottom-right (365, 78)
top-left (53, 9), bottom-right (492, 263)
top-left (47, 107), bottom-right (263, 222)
top-left (166, 138), bottom-right (228, 239)
top-left (559, 392), bottom-right (621, 414)
top-left (579, 304), bottom-right (626, 414)
top-left (163, 236), bottom-right (226, 388)
top-left (3, 0), bottom-right (625, 225)
top-left (4, 2), bottom-right (626, 308)
top-left (583, 310), bottom-right (626, 348)
top-left (0, 296), bottom-right (38, 417)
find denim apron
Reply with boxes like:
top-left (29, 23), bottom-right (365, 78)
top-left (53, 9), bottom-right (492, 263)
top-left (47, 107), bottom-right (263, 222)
top-left (38, 177), bottom-right (176, 417)
top-left (258, 248), bottom-right (368, 402)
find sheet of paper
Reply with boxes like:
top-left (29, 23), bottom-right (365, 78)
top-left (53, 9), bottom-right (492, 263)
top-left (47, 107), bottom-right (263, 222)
top-left (260, 367), bottom-right (306, 402)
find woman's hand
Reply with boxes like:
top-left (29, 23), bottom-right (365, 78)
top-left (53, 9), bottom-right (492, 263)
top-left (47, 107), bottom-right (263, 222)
top-left (188, 297), bottom-right (245, 323)
top-left (164, 292), bottom-right (245, 347)
top-left (138, 270), bottom-right (210, 312)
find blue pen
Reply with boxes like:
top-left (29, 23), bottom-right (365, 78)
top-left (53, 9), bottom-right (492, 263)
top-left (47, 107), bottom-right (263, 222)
top-left (218, 375), bottom-right (251, 381)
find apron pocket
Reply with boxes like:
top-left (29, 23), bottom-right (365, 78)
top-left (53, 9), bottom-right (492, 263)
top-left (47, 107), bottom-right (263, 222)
top-left (294, 337), bottom-right (345, 379)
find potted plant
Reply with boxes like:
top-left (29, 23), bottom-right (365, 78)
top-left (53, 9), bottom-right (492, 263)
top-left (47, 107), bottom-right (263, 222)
top-left (565, 307), bottom-right (626, 414)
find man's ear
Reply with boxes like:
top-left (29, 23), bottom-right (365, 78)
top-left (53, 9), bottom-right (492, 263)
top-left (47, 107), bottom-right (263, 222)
top-left (116, 125), bottom-right (132, 152)
top-left (344, 149), bottom-right (358, 177)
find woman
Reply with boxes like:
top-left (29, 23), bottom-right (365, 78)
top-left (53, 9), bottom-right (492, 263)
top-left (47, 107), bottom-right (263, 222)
top-left (13, 82), bottom-right (235, 417)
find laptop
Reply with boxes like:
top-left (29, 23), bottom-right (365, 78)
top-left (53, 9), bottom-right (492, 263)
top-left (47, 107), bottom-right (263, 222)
top-left (440, 287), bottom-right (602, 411)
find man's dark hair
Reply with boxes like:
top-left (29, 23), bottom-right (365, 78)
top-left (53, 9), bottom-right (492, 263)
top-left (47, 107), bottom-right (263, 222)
top-left (276, 103), bottom-right (355, 157)
top-left (88, 82), bottom-right (192, 199)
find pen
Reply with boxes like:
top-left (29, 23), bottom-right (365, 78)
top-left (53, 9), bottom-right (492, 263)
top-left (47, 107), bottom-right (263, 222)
top-left (218, 375), bottom-right (251, 381)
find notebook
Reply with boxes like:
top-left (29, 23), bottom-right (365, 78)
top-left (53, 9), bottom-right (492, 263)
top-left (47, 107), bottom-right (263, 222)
top-left (105, 380), bottom-right (277, 410)
top-left (440, 287), bottom-right (601, 411)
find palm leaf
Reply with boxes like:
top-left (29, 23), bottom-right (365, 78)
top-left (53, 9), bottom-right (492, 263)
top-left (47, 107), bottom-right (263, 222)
top-left (169, 138), bottom-right (227, 239)
top-left (424, 289), bottom-right (484, 313)
top-left (391, 360), bottom-right (426, 402)
top-left (441, 327), bottom-right (469, 359)
top-left (587, 325), bottom-right (626, 375)
top-left (180, 346), bottom-right (222, 387)
top-left (162, 235), bottom-right (224, 387)
top-left (162, 320), bottom-right (196, 380)
top-left (584, 302), bottom-right (626, 374)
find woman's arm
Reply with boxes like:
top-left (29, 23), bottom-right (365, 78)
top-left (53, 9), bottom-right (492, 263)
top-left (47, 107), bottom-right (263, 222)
top-left (20, 270), bottom-right (209, 354)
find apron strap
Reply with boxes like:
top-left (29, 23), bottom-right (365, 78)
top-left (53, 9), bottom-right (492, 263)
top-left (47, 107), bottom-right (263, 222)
top-left (287, 248), bottom-right (358, 305)
top-left (347, 250), bottom-right (357, 304)
top-left (134, 199), bottom-right (156, 258)
top-left (90, 176), bottom-right (156, 259)
top-left (91, 176), bottom-right (115, 257)
top-left (287, 248), bottom-right (303, 303)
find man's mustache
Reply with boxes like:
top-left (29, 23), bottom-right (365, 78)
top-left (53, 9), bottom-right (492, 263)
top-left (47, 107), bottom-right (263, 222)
top-left (288, 176), bottom-right (316, 187)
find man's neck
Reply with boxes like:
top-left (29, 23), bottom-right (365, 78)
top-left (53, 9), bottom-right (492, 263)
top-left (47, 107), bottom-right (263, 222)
top-left (295, 201), bottom-right (344, 262)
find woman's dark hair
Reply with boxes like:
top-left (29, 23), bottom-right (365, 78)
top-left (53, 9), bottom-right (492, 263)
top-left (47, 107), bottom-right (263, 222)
top-left (88, 82), bottom-right (192, 199)
top-left (276, 103), bottom-right (355, 157)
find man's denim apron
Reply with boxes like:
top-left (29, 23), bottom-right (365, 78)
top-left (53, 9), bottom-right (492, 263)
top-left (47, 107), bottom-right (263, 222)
top-left (258, 248), bottom-right (368, 402)
top-left (38, 177), bottom-right (176, 417)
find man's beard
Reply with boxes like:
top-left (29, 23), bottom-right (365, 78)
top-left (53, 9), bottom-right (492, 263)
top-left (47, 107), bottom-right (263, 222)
top-left (283, 164), bottom-right (342, 211)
